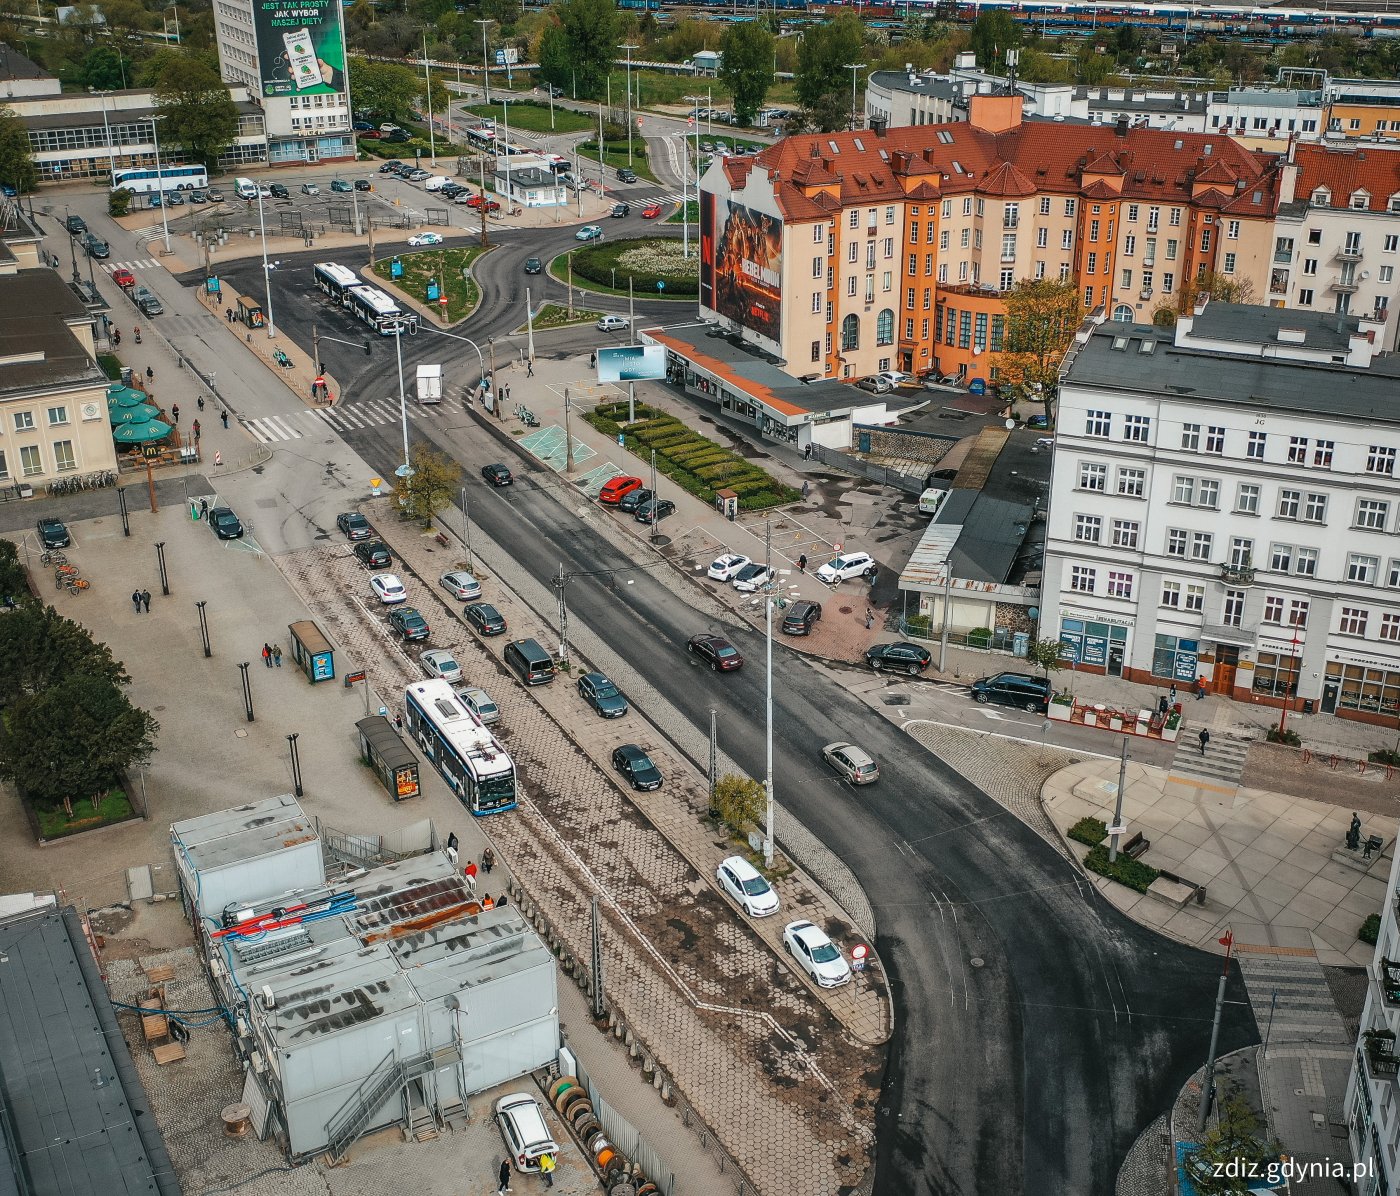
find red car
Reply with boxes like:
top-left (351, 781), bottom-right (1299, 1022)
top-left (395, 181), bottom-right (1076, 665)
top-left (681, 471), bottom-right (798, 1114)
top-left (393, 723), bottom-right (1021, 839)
top-left (466, 194), bottom-right (501, 212)
top-left (111, 268), bottom-right (136, 288)
top-left (360, 130), bottom-right (383, 139)
top-left (641, 203), bottom-right (662, 219)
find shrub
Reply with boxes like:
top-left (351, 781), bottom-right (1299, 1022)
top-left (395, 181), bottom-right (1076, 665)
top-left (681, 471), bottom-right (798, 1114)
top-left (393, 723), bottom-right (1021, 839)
top-left (1361, 914), bottom-right (1382, 945)
top-left (1069, 816), bottom-right (1107, 848)
top-left (1083, 845), bottom-right (1159, 893)
top-left (712, 773), bottom-right (765, 835)
top-left (1370, 748), bottom-right (1400, 767)
top-left (1266, 727), bottom-right (1301, 746)
top-left (967, 627), bottom-right (993, 648)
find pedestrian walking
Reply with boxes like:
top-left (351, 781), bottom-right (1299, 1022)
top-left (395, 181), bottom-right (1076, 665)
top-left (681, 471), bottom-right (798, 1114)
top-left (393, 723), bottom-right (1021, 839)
top-left (803, 443), bottom-right (813, 460)
top-left (145, 366), bottom-right (154, 382)
top-left (801, 480), bottom-right (810, 499)
top-left (200, 498), bottom-right (209, 519)
top-left (526, 360), bottom-right (534, 377)
top-left (589, 351), bottom-right (596, 367)
top-left (865, 608), bottom-right (874, 630)
top-left (1169, 683), bottom-right (1178, 707)
top-left (464, 860), bottom-right (478, 893)
top-left (481, 846), bottom-right (495, 874)
top-left (1198, 727), bottom-right (1211, 756)
top-left (1195, 676), bottom-right (1207, 701)
top-left (540, 1152), bottom-right (556, 1188)
top-left (496, 1157), bottom-right (512, 1195)
top-left (131, 590), bottom-right (142, 613)
top-left (170, 402), bottom-right (180, 425)
top-left (1157, 695), bottom-right (1168, 716)
top-left (192, 419), bottom-right (202, 442)
top-left (481, 892), bottom-right (495, 911)
top-left (197, 395), bottom-right (205, 411)
top-left (797, 553), bottom-right (807, 573)
top-left (394, 710), bottom-right (403, 730)
top-left (272, 644), bottom-right (283, 668)
top-left (867, 565), bottom-right (880, 588)
top-left (220, 408), bottom-right (229, 429)
top-left (262, 643), bottom-right (272, 668)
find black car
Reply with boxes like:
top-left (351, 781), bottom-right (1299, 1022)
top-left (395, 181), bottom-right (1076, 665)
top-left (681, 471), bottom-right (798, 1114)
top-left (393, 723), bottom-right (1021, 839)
top-left (865, 641), bottom-right (932, 675)
top-left (634, 498), bottom-right (675, 524)
top-left (464, 602), bottom-right (507, 636)
top-left (524, 257), bottom-right (543, 274)
top-left (386, 130), bottom-right (412, 142)
top-left (686, 634), bottom-right (743, 671)
top-left (64, 214), bottom-right (86, 235)
top-left (612, 744), bottom-right (662, 791)
top-left (617, 168), bottom-right (637, 184)
top-left (617, 487), bottom-right (652, 514)
top-left (482, 463), bottom-right (513, 487)
top-left (353, 540), bottom-right (392, 568)
top-left (379, 161), bottom-right (401, 174)
top-left (268, 183), bottom-right (290, 199)
top-left (336, 511), bottom-right (372, 540)
top-left (208, 507), bottom-right (244, 539)
top-left (611, 202), bottom-right (630, 218)
top-left (388, 606), bottom-right (430, 641)
top-left (354, 179), bottom-right (371, 191)
top-left (36, 517), bottom-right (70, 548)
top-left (577, 671), bottom-right (628, 717)
top-left (971, 671), bottom-right (1052, 713)
top-left (82, 233), bottom-right (110, 259)
top-left (781, 600), bottom-right (823, 636)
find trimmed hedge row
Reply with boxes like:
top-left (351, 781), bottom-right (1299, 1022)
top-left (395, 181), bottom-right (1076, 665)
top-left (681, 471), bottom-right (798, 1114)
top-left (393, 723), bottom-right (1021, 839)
top-left (584, 402), bottom-right (799, 512)
top-left (1068, 816), bottom-right (1107, 848)
top-left (1083, 845), bottom-right (1160, 893)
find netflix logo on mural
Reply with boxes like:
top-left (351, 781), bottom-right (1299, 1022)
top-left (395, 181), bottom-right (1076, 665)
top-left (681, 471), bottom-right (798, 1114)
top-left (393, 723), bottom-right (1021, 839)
top-left (712, 201), bottom-right (782, 343)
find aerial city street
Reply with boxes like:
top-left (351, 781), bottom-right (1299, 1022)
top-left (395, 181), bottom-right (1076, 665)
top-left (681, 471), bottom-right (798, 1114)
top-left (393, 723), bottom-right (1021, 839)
top-left (4, 1), bottom-right (1400, 1194)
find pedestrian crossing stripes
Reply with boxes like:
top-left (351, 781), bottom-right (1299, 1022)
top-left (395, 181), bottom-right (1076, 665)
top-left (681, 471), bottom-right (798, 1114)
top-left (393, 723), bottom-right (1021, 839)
top-left (103, 260), bottom-right (160, 273)
top-left (242, 397), bottom-right (439, 443)
top-left (641, 191), bottom-right (687, 207)
top-left (1237, 954), bottom-right (1351, 1046)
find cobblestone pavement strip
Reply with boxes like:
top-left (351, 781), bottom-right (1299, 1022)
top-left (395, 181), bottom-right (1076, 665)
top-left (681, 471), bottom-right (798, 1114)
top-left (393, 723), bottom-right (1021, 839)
top-left (285, 503), bottom-right (880, 1196)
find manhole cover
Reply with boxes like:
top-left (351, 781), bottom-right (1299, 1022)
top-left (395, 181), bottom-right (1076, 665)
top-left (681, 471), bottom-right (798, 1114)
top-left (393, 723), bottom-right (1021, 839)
top-left (970, 957), bottom-right (985, 968)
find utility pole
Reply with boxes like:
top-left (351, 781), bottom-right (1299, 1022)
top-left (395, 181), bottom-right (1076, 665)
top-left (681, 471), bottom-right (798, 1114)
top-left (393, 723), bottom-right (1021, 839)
top-left (1108, 737), bottom-right (1128, 863)
top-left (843, 62), bottom-right (867, 131)
top-left (460, 486), bottom-right (474, 571)
top-left (525, 285), bottom-right (535, 365)
top-left (563, 388), bottom-right (575, 474)
top-left (763, 518), bottom-right (775, 868)
top-left (476, 19), bottom-right (492, 107)
top-left (1198, 931), bottom-right (1234, 1132)
top-left (937, 566), bottom-right (952, 672)
top-left (622, 44), bottom-right (639, 165)
top-left (649, 449), bottom-right (658, 543)
top-left (422, 33), bottom-right (437, 167)
top-left (478, 156), bottom-right (490, 247)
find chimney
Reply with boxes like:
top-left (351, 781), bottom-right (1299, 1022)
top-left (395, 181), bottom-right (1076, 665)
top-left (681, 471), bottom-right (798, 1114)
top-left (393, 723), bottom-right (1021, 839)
top-left (871, 117), bottom-right (888, 137)
top-left (1115, 116), bottom-right (1129, 137)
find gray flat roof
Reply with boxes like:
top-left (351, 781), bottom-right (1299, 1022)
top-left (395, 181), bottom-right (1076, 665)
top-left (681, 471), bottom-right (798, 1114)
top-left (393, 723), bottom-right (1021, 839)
top-left (170, 794), bottom-right (317, 873)
top-left (1063, 315), bottom-right (1400, 422)
top-left (1191, 301), bottom-right (1362, 352)
top-left (0, 902), bottom-right (179, 1196)
top-left (870, 70), bottom-right (957, 103)
top-left (0, 273), bottom-right (105, 397)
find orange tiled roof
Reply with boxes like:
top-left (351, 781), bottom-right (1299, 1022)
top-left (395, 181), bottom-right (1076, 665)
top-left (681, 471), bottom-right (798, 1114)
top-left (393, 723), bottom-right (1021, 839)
top-left (977, 161), bottom-right (1037, 197)
top-left (1291, 141), bottom-right (1400, 213)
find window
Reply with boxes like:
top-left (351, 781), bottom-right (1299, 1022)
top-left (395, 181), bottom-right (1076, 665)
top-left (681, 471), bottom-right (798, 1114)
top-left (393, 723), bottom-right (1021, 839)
top-left (1198, 479), bottom-right (1220, 509)
top-left (1089, 220), bottom-right (1100, 241)
top-left (1390, 558), bottom-right (1400, 588)
top-left (18, 445), bottom-right (41, 477)
top-left (1205, 426), bottom-right (1225, 454)
top-left (1312, 441), bottom-right (1334, 468)
top-left (1117, 467), bottom-right (1145, 497)
top-left (1084, 286), bottom-right (1094, 307)
top-left (876, 308), bottom-right (894, 345)
top-left (1269, 543), bottom-right (1292, 573)
top-left (1040, 196), bottom-right (1051, 215)
top-left (1001, 234), bottom-right (1016, 261)
top-left (924, 254), bottom-right (934, 276)
top-left (814, 225), bottom-right (824, 243)
top-left (1299, 288), bottom-right (1314, 306)
top-left (1107, 571), bottom-right (1133, 599)
top-left (1036, 227), bottom-right (1048, 249)
top-left (1161, 581), bottom-right (1181, 608)
top-left (1181, 423), bottom-right (1200, 451)
top-left (1348, 553), bottom-right (1379, 583)
top-left (1166, 529), bottom-right (1188, 557)
top-left (1278, 488), bottom-right (1300, 518)
top-left (1086, 252), bottom-right (1097, 275)
top-left (0, 450), bottom-right (6, 480)
top-left (1200, 229), bottom-right (1211, 252)
top-left (1085, 410), bottom-right (1111, 438)
top-left (811, 340), bottom-right (821, 363)
top-left (1112, 519), bottom-right (1139, 548)
top-left (849, 210), bottom-right (859, 228)
top-left (1340, 607), bottom-right (1369, 636)
top-left (13, 411), bottom-right (33, 432)
top-left (1166, 238), bottom-right (1177, 260)
top-left (1382, 614), bottom-right (1400, 643)
top-left (840, 314), bottom-right (859, 351)
top-left (1065, 199), bottom-right (1077, 217)
top-left (1223, 589), bottom-right (1245, 628)
top-left (45, 406), bottom-right (68, 427)
top-left (1123, 414), bottom-right (1149, 443)
top-left (1246, 431), bottom-right (1265, 461)
top-left (939, 230), bottom-right (949, 251)
top-left (1125, 235), bottom-right (1137, 257)
top-left (1062, 230), bottom-right (1074, 250)
top-left (1069, 565), bottom-right (1096, 593)
top-left (960, 228), bottom-right (970, 248)
top-left (52, 440), bottom-right (75, 472)
top-left (1182, 585), bottom-right (1203, 612)
top-left (1357, 499), bottom-right (1390, 531)
top-left (1368, 445), bottom-right (1397, 475)
top-left (848, 242), bottom-right (859, 264)
top-left (1163, 272), bottom-right (1174, 294)
top-left (1190, 532), bottom-right (1213, 561)
top-left (1383, 266), bottom-right (1395, 284)
top-left (904, 318), bottom-right (915, 339)
top-left (1303, 492), bottom-right (1327, 522)
top-left (866, 242), bottom-right (877, 270)
top-left (1229, 537), bottom-right (1253, 566)
top-left (885, 205), bottom-right (895, 225)
top-left (1295, 547), bottom-right (1318, 577)
top-left (906, 253), bottom-right (917, 276)
top-left (1263, 595), bottom-right (1284, 625)
top-left (1227, 220), bottom-right (1240, 240)
top-left (1223, 253), bottom-right (1236, 275)
top-left (1074, 514), bottom-right (1102, 543)
top-left (812, 292), bottom-right (822, 314)
top-left (1172, 476), bottom-right (1194, 504)
top-left (1287, 437), bottom-right (1307, 463)
top-left (1236, 483), bottom-right (1260, 515)
top-left (942, 199), bottom-right (952, 218)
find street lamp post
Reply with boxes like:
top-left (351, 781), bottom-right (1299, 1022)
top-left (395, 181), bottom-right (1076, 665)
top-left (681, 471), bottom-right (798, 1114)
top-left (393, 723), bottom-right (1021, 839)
top-left (287, 733), bottom-right (304, 798)
top-left (683, 94), bottom-right (705, 258)
top-left (476, 19), bottom-right (492, 106)
top-left (393, 325), bottom-right (412, 479)
top-left (95, 90), bottom-right (117, 186)
top-left (63, 204), bottom-right (80, 285)
top-left (844, 62), bottom-right (867, 130)
top-left (150, 119), bottom-right (173, 254)
top-left (422, 33), bottom-right (437, 167)
top-left (195, 600), bottom-right (211, 658)
top-left (762, 519), bottom-right (776, 867)
top-left (255, 185), bottom-right (276, 338)
top-left (622, 44), bottom-right (639, 165)
top-left (501, 97), bottom-right (514, 211)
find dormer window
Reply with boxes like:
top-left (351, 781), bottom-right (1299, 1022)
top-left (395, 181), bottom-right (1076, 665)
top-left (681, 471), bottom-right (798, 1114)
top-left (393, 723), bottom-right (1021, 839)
top-left (1351, 190), bottom-right (1370, 210)
top-left (1389, 193), bottom-right (1400, 213)
top-left (1310, 187), bottom-right (1331, 207)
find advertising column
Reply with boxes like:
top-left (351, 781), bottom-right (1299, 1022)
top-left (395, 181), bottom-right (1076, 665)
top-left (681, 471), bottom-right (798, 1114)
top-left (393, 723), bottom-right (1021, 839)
top-left (253, 0), bottom-right (348, 98)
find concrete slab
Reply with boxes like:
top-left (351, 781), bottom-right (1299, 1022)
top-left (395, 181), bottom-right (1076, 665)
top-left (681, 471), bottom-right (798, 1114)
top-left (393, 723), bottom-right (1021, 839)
top-left (1300, 875), bottom-right (1352, 906)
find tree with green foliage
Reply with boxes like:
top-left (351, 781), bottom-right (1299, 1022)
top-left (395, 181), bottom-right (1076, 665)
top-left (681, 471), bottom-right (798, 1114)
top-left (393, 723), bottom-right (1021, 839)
top-left (0, 107), bottom-right (37, 195)
top-left (711, 773), bottom-right (765, 836)
top-left (1025, 638), bottom-right (1067, 679)
top-left (0, 601), bottom-right (129, 710)
top-left (1191, 271), bottom-right (1256, 308)
top-left (1075, 44), bottom-right (1114, 85)
top-left (794, 12), bottom-right (863, 132)
top-left (152, 53), bottom-right (238, 168)
top-left (109, 188), bottom-right (134, 218)
top-left (0, 540), bottom-right (26, 608)
top-left (718, 20), bottom-right (775, 124)
top-left (536, 22), bottom-right (572, 94)
top-left (1000, 277), bottom-right (1083, 424)
top-left (77, 44), bottom-right (126, 90)
top-left (394, 442), bottom-right (462, 526)
top-left (348, 57), bottom-right (422, 122)
top-left (556, 0), bottom-right (619, 100)
top-left (1184, 1090), bottom-right (1282, 1196)
top-left (969, 10), bottom-right (1020, 71)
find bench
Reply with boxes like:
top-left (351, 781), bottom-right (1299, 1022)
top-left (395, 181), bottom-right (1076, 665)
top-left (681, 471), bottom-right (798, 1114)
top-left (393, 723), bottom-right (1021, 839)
top-left (434, 532), bottom-right (450, 548)
top-left (1123, 831), bottom-right (1150, 861)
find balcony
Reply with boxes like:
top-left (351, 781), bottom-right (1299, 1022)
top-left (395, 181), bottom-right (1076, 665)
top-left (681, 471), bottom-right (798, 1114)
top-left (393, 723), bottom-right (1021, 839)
top-left (1331, 276), bottom-right (1360, 293)
top-left (1365, 1027), bottom-right (1400, 1079)
top-left (1381, 956), bottom-right (1400, 1006)
top-left (1273, 250), bottom-right (1294, 265)
top-left (1219, 561), bottom-right (1256, 586)
top-left (1335, 245), bottom-right (1365, 262)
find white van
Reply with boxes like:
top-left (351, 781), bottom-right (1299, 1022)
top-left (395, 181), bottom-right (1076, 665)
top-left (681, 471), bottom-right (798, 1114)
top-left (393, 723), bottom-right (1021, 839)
top-left (918, 488), bottom-right (948, 518)
top-left (422, 175), bottom-right (451, 191)
top-left (234, 177), bottom-right (258, 200)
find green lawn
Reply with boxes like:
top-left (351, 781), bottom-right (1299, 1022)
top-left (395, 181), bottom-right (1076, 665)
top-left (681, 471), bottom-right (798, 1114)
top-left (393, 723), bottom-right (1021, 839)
top-left (526, 302), bottom-right (605, 330)
top-left (551, 238), bottom-right (697, 300)
top-left (370, 245), bottom-right (489, 323)
top-left (664, 201), bottom-right (700, 225)
top-left (463, 100), bottom-right (591, 135)
top-left (34, 788), bottom-right (135, 839)
top-left (98, 353), bottom-right (122, 380)
top-left (575, 138), bottom-right (658, 184)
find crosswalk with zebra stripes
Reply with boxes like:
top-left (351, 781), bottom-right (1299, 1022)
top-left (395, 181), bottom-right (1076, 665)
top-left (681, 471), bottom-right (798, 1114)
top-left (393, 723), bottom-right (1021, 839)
top-left (243, 396), bottom-right (443, 443)
top-left (102, 259), bottom-right (160, 273)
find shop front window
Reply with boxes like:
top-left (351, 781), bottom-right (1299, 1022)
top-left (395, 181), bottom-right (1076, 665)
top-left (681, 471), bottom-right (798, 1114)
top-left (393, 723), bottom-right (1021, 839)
top-left (1253, 651), bottom-right (1301, 698)
top-left (1326, 662), bottom-right (1400, 718)
top-left (1152, 633), bottom-right (1200, 683)
top-left (1059, 618), bottom-right (1127, 668)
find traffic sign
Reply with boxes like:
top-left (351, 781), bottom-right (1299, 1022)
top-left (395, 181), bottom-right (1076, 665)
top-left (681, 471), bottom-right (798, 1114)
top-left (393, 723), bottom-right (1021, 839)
top-left (657, 279), bottom-right (665, 292)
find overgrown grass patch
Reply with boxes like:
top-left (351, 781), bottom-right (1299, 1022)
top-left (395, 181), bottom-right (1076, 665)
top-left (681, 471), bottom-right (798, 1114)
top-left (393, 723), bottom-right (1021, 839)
top-left (1068, 816), bottom-right (1107, 847)
top-left (569, 237), bottom-right (697, 297)
top-left (1083, 845), bottom-right (1160, 894)
top-left (34, 787), bottom-right (135, 839)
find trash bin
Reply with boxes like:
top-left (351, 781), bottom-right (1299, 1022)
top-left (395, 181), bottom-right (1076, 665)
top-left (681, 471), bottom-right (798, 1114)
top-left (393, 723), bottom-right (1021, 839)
top-left (1013, 631), bottom-right (1029, 658)
top-left (1302, 698), bottom-right (1315, 715)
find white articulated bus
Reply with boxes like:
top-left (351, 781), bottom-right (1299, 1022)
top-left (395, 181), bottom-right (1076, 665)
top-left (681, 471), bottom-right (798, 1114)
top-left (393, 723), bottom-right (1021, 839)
top-left (403, 680), bottom-right (516, 814)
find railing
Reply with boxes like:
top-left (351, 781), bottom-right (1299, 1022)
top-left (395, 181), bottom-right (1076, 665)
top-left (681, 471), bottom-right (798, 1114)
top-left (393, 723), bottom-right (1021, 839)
top-left (1336, 245), bottom-right (1364, 261)
top-left (1381, 958), bottom-right (1400, 1007)
top-left (1365, 1029), bottom-right (1400, 1078)
top-left (1332, 276), bottom-right (1360, 292)
top-left (1219, 562), bottom-right (1256, 585)
top-left (325, 1050), bottom-right (405, 1160)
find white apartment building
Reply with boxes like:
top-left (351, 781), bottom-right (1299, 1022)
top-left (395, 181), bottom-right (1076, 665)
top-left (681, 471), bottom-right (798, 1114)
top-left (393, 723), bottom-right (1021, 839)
top-left (1346, 847), bottom-right (1400, 1196)
top-left (1041, 300), bottom-right (1400, 726)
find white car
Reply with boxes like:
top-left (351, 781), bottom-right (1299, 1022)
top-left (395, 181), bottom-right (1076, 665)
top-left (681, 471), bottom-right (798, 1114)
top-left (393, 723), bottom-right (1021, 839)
top-left (495, 1092), bottom-right (558, 1174)
top-left (408, 232), bottom-right (444, 246)
top-left (458, 685), bottom-right (500, 725)
top-left (596, 315), bottom-right (629, 332)
top-left (370, 573), bottom-right (407, 604)
top-left (875, 370), bottom-right (913, 388)
top-left (716, 855), bottom-right (779, 918)
top-left (783, 920), bottom-right (852, 988)
top-left (421, 176), bottom-right (451, 192)
top-left (439, 570), bottom-right (482, 601)
top-left (731, 562), bottom-right (774, 593)
top-left (814, 551), bottom-right (875, 585)
top-left (576, 225), bottom-right (603, 241)
top-left (707, 553), bottom-right (751, 582)
top-left (421, 649), bottom-right (463, 684)
top-left (299, 182), bottom-right (320, 195)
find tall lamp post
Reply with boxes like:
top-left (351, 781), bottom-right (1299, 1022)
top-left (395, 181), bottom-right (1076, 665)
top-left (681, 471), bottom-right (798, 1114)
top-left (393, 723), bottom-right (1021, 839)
top-left (1277, 610), bottom-right (1305, 737)
top-left (622, 44), bottom-right (639, 165)
top-left (475, 19), bottom-right (492, 106)
top-left (255, 184), bottom-right (276, 338)
top-left (422, 33), bottom-right (437, 167)
top-left (500, 97), bottom-right (514, 211)
top-left (150, 119), bottom-right (173, 254)
top-left (843, 62), bottom-right (867, 130)
top-left (393, 324), bottom-right (412, 479)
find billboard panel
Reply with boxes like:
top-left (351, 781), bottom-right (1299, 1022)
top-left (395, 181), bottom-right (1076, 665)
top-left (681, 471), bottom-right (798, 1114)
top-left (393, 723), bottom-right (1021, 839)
top-left (597, 345), bottom-right (666, 382)
top-left (699, 188), bottom-right (715, 312)
top-left (711, 199), bottom-right (782, 343)
top-left (253, 0), bottom-right (348, 98)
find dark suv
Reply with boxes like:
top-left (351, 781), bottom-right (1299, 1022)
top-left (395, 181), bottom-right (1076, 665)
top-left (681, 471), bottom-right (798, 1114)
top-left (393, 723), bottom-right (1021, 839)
top-left (617, 487), bottom-right (652, 514)
top-left (781, 600), bottom-right (822, 636)
top-left (971, 671), bottom-right (1052, 713)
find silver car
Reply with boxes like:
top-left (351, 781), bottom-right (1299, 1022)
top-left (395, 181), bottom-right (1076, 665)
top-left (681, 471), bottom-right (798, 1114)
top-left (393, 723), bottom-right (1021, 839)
top-left (439, 570), bottom-right (482, 601)
top-left (457, 685), bottom-right (500, 725)
top-left (822, 742), bottom-right (880, 785)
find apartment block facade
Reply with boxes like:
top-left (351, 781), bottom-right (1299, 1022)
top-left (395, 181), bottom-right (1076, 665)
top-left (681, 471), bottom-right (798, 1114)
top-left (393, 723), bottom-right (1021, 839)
top-left (1042, 301), bottom-right (1400, 725)
top-left (700, 95), bottom-right (1280, 384)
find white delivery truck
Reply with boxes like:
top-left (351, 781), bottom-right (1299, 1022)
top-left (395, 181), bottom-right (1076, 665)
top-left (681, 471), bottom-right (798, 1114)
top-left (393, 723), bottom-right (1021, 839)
top-left (416, 363), bottom-right (442, 404)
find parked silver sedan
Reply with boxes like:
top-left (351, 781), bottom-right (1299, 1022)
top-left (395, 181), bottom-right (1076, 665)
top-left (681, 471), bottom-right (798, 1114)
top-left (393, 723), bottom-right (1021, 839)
top-left (438, 570), bottom-right (482, 601)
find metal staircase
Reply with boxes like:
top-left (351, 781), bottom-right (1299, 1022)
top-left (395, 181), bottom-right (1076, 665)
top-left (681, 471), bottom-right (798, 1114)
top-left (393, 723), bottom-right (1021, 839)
top-left (324, 1045), bottom-right (460, 1162)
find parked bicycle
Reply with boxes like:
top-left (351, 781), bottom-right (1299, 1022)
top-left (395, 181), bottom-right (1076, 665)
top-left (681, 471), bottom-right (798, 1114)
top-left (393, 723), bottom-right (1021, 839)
top-left (40, 550), bottom-right (67, 566)
top-left (66, 578), bottom-right (90, 594)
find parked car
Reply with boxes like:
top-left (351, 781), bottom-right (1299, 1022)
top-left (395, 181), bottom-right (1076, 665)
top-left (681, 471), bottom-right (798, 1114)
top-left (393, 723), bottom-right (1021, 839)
top-left (716, 855), bottom-right (779, 917)
top-left (82, 233), bottom-right (109, 259)
top-left (611, 202), bottom-right (630, 218)
top-left (970, 671), bottom-right (1052, 712)
top-left (188, 189), bottom-right (207, 204)
top-left (874, 370), bottom-right (912, 388)
top-left (64, 214), bottom-right (87, 235)
top-left (111, 268), bottom-right (136, 289)
top-left (482, 462), bottom-right (513, 487)
top-left (353, 120), bottom-right (375, 131)
top-left (731, 562), bottom-right (773, 592)
top-left (599, 476), bottom-right (643, 505)
top-left (707, 553), bottom-right (751, 582)
top-left (641, 203), bottom-right (662, 219)
top-left (408, 170), bottom-right (431, 182)
top-left (814, 551), bottom-right (875, 584)
top-left (336, 511), bottom-right (372, 540)
top-left (464, 602), bottom-right (507, 636)
top-left (130, 285), bottom-right (163, 316)
top-left (206, 187), bottom-right (225, 202)
top-left (821, 741), bottom-right (880, 785)
top-left (524, 257), bottom-right (543, 274)
top-left (611, 744), bottom-right (662, 791)
top-left (577, 671), bottom-right (628, 718)
top-left (330, 179), bottom-right (353, 193)
top-left (438, 570), bottom-right (482, 601)
top-left (408, 232), bottom-right (444, 246)
top-left (370, 573), bottom-right (408, 604)
top-left (359, 129), bottom-right (384, 139)
top-left (379, 161), bottom-right (401, 174)
top-left (208, 507), bottom-right (243, 539)
top-left (575, 225), bottom-right (603, 241)
top-left (864, 641), bottom-right (932, 675)
top-left (686, 634), bottom-right (742, 671)
top-left (783, 920), bottom-right (852, 988)
top-left (781, 600), bottom-right (822, 636)
top-left (268, 183), bottom-right (289, 199)
top-left (495, 1092), bottom-right (558, 1174)
top-left (353, 540), bottom-right (392, 568)
top-left (596, 315), bottom-right (629, 332)
top-left (421, 648), bottom-right (463, 685)
top-left (459, 686), bottom-right (500, 726)
top-left (36, 517), bottom-right (70, 548)
top-left (354, 179), bottom-right (371, 191)
top-left (300, 182), bottom-right (320, 195)
top-left (388, 606), bottom-right (430, 641)
top-left (856, 375), bottom-right (892, 394)
top-left (617, 487), bottom-right (652, 514)
top-left (634, 498), bottom-right (675, 524)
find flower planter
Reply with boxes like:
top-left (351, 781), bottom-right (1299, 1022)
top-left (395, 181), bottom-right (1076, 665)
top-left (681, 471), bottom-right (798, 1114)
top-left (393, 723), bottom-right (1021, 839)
top-left (1109, 716), bottom-right (1124, 732)
top-left (1049, 701), bottom-right (1073, 722)
top-left (1162, 721), bottom-right (1180, 742)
